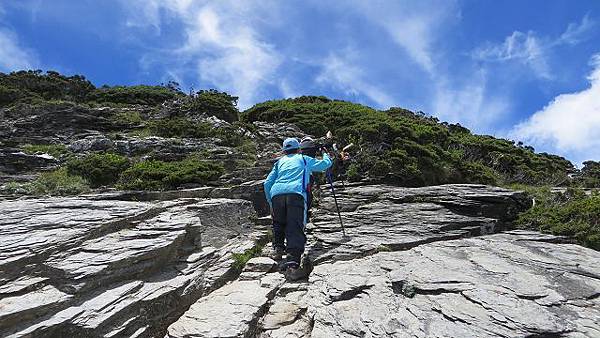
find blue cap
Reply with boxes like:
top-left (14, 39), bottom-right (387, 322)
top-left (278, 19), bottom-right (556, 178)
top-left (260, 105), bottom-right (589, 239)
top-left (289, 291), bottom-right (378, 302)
top-left (282, 138), bottom-right (300, 150)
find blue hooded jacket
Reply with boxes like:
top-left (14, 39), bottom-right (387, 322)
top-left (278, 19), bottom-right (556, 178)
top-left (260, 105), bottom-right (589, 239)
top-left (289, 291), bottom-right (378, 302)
top-left (263, 153), bottom-right (332, 208)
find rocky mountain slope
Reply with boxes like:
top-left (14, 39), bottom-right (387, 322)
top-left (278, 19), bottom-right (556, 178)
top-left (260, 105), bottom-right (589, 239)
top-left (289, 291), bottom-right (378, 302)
top-left (2, 183), bottom-right (599, 337)
top-left (1, 71), bottom-right (599, 337)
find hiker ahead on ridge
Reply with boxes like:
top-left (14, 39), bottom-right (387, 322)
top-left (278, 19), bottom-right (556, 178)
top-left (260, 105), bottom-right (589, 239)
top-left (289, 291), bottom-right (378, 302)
top-left (264, 137), bottom-right (332, 281)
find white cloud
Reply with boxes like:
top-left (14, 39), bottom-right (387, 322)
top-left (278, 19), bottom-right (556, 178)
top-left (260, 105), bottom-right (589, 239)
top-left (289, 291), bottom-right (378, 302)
top-left (473, 31), bottom-right (551, 79)
top-left (348, 0), bottom-right (457, 74)
top-left (433, 70), bottom-right (510, 132)
top-left (316, 53), bottom-right (394, 108)
top-left (472, 15), bottom-right (595, 80)
top-left (120, 0), bottom-right (282, 109)
top-left (557, 14), bottom-right (595, 45)
top-left (511, 54), bottom-right (600, 164)
top-left (0, 27), bottom-right (37, 72)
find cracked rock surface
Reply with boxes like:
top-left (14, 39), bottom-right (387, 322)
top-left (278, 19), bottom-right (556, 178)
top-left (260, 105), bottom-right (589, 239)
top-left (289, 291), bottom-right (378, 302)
top-left (1, 184), bottom-right (599, 337)
top-left (0, 195), bottom-right (263, 337)
top-left (282, 231), bottom-right (600, 338)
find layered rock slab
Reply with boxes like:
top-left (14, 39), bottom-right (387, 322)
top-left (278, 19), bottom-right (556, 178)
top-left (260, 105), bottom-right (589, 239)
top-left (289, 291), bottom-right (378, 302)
top-left (307, 184), bottom-right (531, 263)
top-left (260, 231), bottom-right (600, 338)
top-left (0, 196), bottom-right (264, 337)
top-left (166, 273), bottom-right (285, 338)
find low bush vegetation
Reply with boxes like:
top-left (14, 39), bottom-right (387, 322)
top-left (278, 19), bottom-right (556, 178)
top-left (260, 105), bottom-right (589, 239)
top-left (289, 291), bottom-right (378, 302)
top-left (2, 168), bottom-right (90, 196)
top-left (185, 89), bottom-right (239, 122)
top-left (87, 85), bottom-right (182, 106)
top-left (144, 118), bottom-right (252, 147)
top-left (0, 70), bottom-right (94, 106)
top-left (118, 156), bottom-right (224, 190)
top-left (145, 118), bottom-right (214, 139)
top-left (67, 153), bottom-right (131, 188)
top-left (21, 144), bottom-right (71, 158)
top-left (243, 96), bottom-right (574, 186)
top-left (574, 160), bottom-right (600, 188)
top-left (0, 70), bottom-right (182, 107)
top-left (513, 185), bottom-right (600, 250)
top-left (111, 111), bottom-right (144, 126)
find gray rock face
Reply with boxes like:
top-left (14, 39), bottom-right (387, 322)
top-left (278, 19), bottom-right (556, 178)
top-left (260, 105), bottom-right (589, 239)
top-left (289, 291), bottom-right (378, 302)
top-left (166, 274), bottom-right (285, 338)
top-left (254, 185), bottom-right (599, 338)
top-left (307, 183), bottom-right (531, 264)
top-left (0, 149), bottom-right (59, 175)
top-left (2, 184), bottom-right (599, 338)
top-left (0, 196), bottom-right (264, 337)
top-left (267, 231), bottom-right (600, 338)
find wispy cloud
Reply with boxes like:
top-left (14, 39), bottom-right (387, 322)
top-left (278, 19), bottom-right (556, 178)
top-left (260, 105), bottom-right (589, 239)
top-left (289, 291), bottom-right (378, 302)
top-left (473, 31), bottom-right (551, 79)
top-left (120, 0), bottom-right (282, 108)
top-left (347, 0), bottom-right (457, 75)
top-left (0, 27), bottom-right (37, 72)
top-left (557, 14), bottom-right (595, 45)
top-left (0, 2), bottom-right (38, 72)
top-left (511, 54), bottom-right (600, 165)
top-left (316, 52), bottom-right (394, 108)
top-left (433, 70), bottom-right (510, 132)
top-left (472, 15), bottom-right (596, 80)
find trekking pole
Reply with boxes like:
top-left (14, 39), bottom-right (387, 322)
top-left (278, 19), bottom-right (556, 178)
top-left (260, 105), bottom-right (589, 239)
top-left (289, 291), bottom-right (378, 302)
top-left (326, 167), bottom-right (347, 237)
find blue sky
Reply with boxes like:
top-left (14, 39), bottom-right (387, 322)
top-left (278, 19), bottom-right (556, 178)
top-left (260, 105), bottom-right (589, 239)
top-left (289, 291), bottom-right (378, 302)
top-left (1, 0), bottom-right (599, 165)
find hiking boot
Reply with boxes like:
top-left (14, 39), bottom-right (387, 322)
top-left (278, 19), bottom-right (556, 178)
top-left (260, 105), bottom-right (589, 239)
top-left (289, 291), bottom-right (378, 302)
top-left (285, 264), bottom-right (309, 282)
top-left (282, 261), bottom-right (309, 281)
top-left (270, 247), bottom-right (285, 261)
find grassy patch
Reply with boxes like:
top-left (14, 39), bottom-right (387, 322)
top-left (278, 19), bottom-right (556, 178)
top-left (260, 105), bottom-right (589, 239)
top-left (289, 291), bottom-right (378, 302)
top-left (117, 156), bottom-right (224, 190)
top-left (2, 168), bottom-right (90, 196)
top-left (111, 111), bottom-right (144, 125)
top-left (21, 144), bottom-right (70, 158)
top-left (376, 244), bottom-right (392, 252)
top-left (513, 185), bottom-right (600, 250)
top-left (232, 244), bottom-right (264, 271)
top-left (143, 117), bottom-right (254, 147)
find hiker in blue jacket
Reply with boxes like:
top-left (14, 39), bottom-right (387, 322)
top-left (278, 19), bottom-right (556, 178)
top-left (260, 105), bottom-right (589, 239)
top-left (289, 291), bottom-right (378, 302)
top-left (264, 137), bottom-right (332, 280)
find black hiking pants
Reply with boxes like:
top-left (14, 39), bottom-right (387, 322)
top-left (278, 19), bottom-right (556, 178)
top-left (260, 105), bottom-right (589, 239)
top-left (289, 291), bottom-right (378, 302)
top-left (271, 193), bottom-right (306, 265)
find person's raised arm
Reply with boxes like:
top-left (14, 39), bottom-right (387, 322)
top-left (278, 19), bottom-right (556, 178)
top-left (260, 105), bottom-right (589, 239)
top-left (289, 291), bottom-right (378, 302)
top-left (308, 152), bottom-right (333, 173)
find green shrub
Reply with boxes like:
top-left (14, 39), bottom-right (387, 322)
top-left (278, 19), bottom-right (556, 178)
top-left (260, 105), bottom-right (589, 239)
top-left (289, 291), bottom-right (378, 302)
top-left (87, 85), bottom-right (181, 106)
top-left (21, 144), bottom-right (70, 159)
top-left (242, 96), bottom-right (575, 187)
top-left (0, 85), bottom-right (22, 106)
top-left (514, 186), bottom-right (600, 250)
top-left (576, 160), bottom-right (600, 188)
top-left (145, 118), bottom-right (252, 147)
top-left (118, 156), bottom-right (224, 190)
top-left (370, 160), bottom-right (391, 178)
top-left (67, 153), bottom-right (131, 187)
top-left (186, 89), bottom-right (239, 122)
top-left (2, 168), bottom-right (90, 196)
top-left (0, 70), bottom-right (95, 106)
top-left (346, 163), bottom-right (361, 182)
top-left (146, 118), bottom-right (214, 138)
